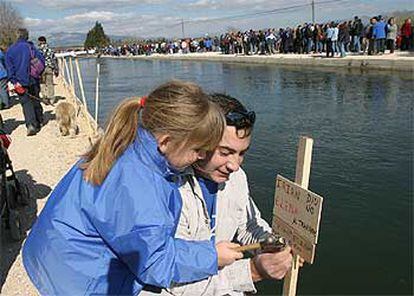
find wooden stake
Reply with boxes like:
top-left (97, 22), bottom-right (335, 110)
top-left (282, 136), bottom-right (313, 296)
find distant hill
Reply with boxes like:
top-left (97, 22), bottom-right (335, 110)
top-left (45, 32), bottom-right (85, 48)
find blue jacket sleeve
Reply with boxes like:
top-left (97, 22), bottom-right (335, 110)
top-left (88, 166), bottom-right (218, 288)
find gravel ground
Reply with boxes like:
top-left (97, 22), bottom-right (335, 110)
top-left (0, 77), bottom-right (93, 295)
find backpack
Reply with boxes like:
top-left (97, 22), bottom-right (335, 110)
top-left (29, 45), bottom-right (45, 79)
top-left (0, 139), bottom-right (30, 241)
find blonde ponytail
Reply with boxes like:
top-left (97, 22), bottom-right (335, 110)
top-left (80, 99), bottom-right (142, 185)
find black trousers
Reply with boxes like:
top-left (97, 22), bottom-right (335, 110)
top-left (326, 39), bottom-right (334, 57)
top-left (387, 39), bottom-right (395, 53)
top-left (19, 79), bottom-right (43, 129)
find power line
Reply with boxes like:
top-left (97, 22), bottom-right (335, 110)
top-left (185, 0), bottom-right (346, 24)
top-left (134, 0), bottom-right (348, 38)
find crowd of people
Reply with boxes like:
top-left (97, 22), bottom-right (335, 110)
top-left (0, 29), bottom-right (58, 136)
top-left (103, 16), bottom-right (413, 58)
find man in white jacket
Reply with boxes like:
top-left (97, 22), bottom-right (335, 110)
top-left (141, 94), bottom-right (293, 295)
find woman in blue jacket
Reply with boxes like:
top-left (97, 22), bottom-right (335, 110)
top-left (23, 80), bottom-right (243, 295)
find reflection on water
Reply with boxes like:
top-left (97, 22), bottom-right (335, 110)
top-left (74, 58), bottom-right (413, 295)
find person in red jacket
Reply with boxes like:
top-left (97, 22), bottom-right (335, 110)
top-left (400, 18), bottom-right (412, 51)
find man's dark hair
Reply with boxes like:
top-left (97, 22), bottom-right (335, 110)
top-left (38, 36), bottom-right (47, 43)
top-left (17, 28), bottom-right (29, 40)
top-left (209, 93), bottom-right (255, 138)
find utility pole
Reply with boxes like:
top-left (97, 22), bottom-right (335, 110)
top-left (181, 18), bottom-right (185, 38)
top-left (311, 0), bottom-right (315, 23)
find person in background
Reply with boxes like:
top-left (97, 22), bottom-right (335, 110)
top-left (338, 22), bottom-right (349, 58)
top-left (0, 46), bottom-right (9, 110)
top-left (22, 80), bottom-right (243, 295)
top-left (37, 36), bottom-right (58, 103)
top-left (400, 18), bottom-right (412, 51)
top-left (366, 17), bottom-right (377, 55)
top-left (351, 16), bottom-right (364, 53)
top-left (386, 17), bottom-right (398, 54)
top-left (314, 24), bottom-right (324, 54)
top-left (373, 15), bottom-right (386, 54)
top-left (5, 28), bottom-right (45, 136)
top-left (326, 23), bottom-right (334, 57)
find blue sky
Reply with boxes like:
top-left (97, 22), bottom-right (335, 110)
top-left (9, 0), bottom-right (414, 38)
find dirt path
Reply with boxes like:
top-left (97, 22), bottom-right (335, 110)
top-left (0, 77), bottom-right (93, 295)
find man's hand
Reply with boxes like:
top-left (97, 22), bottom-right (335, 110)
top-left (14, 82), bottom-right (26, 95)
top-left (250, 246), bottom-right (293, 282)
top-left (216, 241), bottom-right (243, 268)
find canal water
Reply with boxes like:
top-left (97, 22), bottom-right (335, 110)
top-left (73, 58), bottom-right (413, 295)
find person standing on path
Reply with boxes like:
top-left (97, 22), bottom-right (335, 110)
top-left (400, 18), bottom-right (412, 51)
top-left (386, 17), bottom-right (398, 54)
top-left (5, 28), bottom-right (45, 136)
top-left (37, 36), bottom-right (58, 103)
top-left (373, 16), bottom-right (386, 54)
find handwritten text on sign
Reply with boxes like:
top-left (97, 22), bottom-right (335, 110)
top-left (273, 175), bottom-right (323, 245)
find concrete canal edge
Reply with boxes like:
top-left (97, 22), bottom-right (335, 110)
top-left (104, 52), bottom-right (414, 72)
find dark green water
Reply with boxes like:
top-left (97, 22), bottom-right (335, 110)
top-left (73, 58), bottom-right (413, 295)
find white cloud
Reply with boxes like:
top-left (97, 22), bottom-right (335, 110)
top-left (186, 0), bottom-right (219, 9)
top-left (11, 0), bottom-right (168, 9)
top-left (24, 10), bottom-right (181, 37)
top-left (64, 11), bottom-right (123, 22)
top-left (181, 0), bottom-right (304, 11)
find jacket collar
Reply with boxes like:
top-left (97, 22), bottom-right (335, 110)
top-left (133, 127), bottom-right (189, 181)
top-left (16, 38), bottom-right (28, 44)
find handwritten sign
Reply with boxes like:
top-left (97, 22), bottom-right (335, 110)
top-left (272, 175), bottom-right (323, 263)
top-left (272, 217), bottom-right (316, 263)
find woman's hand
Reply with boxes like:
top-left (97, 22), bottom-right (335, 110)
top-left (216, 241), bottom-right (243, 268)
